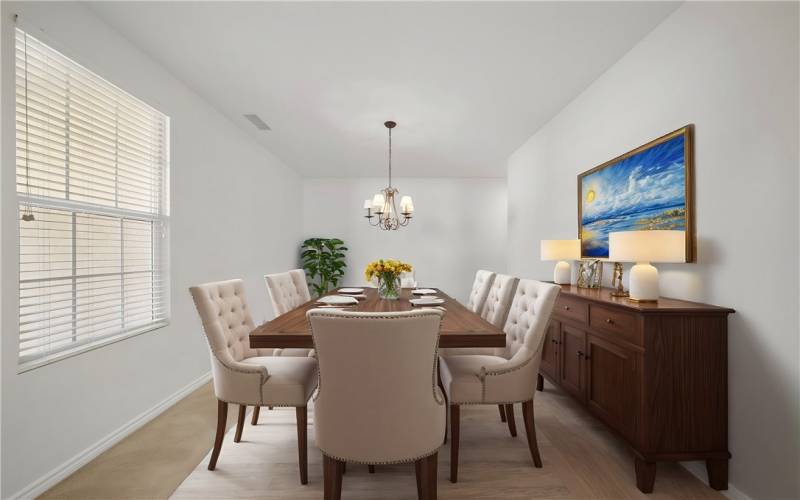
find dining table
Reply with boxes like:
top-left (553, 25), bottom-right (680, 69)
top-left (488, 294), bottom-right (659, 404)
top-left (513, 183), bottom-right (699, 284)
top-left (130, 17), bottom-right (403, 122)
top-left (249, 287), bottom-right (506, 349)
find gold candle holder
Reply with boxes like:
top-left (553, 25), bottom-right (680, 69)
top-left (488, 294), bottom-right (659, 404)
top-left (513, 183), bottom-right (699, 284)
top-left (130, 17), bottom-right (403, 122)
top-left (610, 262), bottom-right (629, 297)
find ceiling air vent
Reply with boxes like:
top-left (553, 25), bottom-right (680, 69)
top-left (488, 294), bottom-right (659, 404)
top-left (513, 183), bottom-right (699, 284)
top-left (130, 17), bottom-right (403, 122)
top-left (243, 113), bottom-right (271, 131)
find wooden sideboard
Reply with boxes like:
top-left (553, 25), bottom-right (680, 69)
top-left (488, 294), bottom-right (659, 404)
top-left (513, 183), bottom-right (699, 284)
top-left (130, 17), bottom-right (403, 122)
top-left (538, 285), bottom-right (734, 493)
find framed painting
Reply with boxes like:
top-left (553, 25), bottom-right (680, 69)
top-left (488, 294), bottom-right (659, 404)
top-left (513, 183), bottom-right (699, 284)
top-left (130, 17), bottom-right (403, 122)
top-left (578, 125), bottom-right (695, 262)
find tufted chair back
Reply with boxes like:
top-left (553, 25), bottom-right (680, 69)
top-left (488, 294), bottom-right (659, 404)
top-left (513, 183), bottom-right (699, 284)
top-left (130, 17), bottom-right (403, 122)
top-left (501, 279), bottom-right (560, 362)
top-left (466, 270), bottom-right (496, 313)
top-left (480, 273), bottom-right (519, 329)
top-left (307, 309), bottom-right (446, 465)
top-left (190, 279), bottom-right (268, 403)
top-left (265, 269), bottom-right (312, 317)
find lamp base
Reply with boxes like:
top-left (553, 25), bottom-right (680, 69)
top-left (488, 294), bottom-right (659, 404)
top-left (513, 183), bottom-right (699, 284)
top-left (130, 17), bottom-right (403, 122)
top-left (628, 262), bottom-right (659, 302)
top-left (553, 261), bottom-right (571, 285)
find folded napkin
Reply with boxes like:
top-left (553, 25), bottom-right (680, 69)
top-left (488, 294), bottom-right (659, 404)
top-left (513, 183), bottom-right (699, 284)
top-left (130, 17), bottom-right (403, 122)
top-left (340, 293), bottom-right (367, 300)
top-left (410, 297), bottom-right (445, 306)
top-left (316, 295), bottom-right (359, 306)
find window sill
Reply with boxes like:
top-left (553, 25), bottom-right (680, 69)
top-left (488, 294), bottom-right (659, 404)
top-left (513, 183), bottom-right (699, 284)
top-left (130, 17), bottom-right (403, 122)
top-left (17, 320), bottom-right (170, 374)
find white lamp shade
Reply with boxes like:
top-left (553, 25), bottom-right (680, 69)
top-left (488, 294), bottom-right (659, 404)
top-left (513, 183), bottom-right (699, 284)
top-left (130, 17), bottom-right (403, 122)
top-left (363, 199), bottom-right (372, 209)
top-left (540, 239), bottom-right (580, 261)
top-left (372, 193), bottom-right (385, 211)
top-left (399, 195), bottom-right (414, 213)
top-left (609, 230), bottom-right (685, 263)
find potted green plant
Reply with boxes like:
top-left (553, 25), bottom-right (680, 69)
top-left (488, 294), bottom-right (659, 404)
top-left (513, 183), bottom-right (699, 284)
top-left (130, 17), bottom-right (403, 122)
top-left (301, 238), bottom-right (348, 296)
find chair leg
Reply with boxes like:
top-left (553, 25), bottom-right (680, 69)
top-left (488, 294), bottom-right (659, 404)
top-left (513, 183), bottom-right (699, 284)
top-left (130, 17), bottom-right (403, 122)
top-left (251, 406), bottom-right (261, 425)
top-left (522, 399), bottom-right (543, 467)
top-left (296, 406), bottom-right (308, 485)
top-left (505, 403), bottom-right (517, 437)
top-left (415, 453), bottom-right (438, 500)
top-left (323, 454), bottom-right (344, 500)
top-left (537, 373), bottom-right (545, 391)
top-left (342, 462), bottom-right (346, 474)
top-left (498, 404), bottom-right (506, 422)
top-left (233, 404), bottom-right (246, 443)
top-left (415, 460), bottom-right (423, 499)
top-left (368, 465), bottom-right (375, 474)
top-left (208, 400), bottom-right (228, 470)
top-left (449, 404), bottom-right (460, 483)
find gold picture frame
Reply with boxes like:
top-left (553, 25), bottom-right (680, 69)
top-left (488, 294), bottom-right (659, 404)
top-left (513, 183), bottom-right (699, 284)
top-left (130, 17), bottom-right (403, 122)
top-left (577, 125), bottom-right (695, 262)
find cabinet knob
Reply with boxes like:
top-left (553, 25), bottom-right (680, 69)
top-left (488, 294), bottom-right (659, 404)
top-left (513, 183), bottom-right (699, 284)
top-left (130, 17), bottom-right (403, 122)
top-left (563, 305), bottom-right (570, 311)
top-left (606, 318), bottom-right (614, 324)
top-left (577, 350), bottom-right (584, 358)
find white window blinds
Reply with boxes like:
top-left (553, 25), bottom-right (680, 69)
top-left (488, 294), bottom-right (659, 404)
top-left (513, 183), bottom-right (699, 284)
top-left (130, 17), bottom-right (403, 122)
top-left (16, 29), bottom-right (170, 370)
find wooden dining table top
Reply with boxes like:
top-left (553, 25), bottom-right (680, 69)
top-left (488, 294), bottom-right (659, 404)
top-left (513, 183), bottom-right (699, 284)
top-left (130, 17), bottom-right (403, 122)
top-left (249, 287), bottom-right (506, 349)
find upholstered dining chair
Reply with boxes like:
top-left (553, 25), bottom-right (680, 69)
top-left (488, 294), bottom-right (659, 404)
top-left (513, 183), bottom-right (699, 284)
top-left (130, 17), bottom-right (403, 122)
top-left (466, 269), bottom-right (496, 314)
top-left (439, 279), bottom-right (560, 482)
top-left (480, 273), bottom-right (519, 329)
top-left (189, 279), bottom-right (318, 484)
top-left (439, 270), bottom-right (497, 358)
top-left (264, 270), bottom-right (315, 352)
top-left (307, 309), bottom-right (446, 500)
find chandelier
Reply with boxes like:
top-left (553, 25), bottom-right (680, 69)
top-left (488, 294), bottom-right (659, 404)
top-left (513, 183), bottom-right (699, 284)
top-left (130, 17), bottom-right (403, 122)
top-left (363, 121), bottom-right (414, 230)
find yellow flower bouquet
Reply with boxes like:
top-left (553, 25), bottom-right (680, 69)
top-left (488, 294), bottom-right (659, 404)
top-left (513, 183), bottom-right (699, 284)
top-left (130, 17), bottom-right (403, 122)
top-left (365, 259), bottom-right (413, 300)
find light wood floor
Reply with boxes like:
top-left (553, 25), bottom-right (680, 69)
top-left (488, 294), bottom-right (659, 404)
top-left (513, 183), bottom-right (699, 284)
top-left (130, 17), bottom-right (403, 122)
top-left (172, 380), bottom-right (724, 500)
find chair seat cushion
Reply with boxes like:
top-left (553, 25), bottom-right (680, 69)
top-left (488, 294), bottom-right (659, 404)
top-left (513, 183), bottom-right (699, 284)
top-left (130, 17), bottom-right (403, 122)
top-left (242, 356), bottom-right (318, 406)
top-left (439, 354), bottom-right (508, 404)
top-left (439, 347), bottom-right (496, 357)
top-left (274, 348), bottom-right (317, 358)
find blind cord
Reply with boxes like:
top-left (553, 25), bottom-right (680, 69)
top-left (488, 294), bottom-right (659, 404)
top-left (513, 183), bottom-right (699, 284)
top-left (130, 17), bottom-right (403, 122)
top-left (20, 21), bottom-right (35, 221)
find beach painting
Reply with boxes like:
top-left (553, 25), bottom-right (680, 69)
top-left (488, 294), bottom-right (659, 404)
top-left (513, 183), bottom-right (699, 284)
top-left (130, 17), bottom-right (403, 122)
top-left (578, 126), bottom-right (693, 261)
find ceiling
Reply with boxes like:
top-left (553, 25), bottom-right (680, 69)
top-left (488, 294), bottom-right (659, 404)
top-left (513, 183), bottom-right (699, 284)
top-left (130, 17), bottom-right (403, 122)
top-left (88, 1), bottom-right (680, 178)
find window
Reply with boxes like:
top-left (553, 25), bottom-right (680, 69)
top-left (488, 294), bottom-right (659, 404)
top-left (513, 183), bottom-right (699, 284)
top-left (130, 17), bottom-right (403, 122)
top-left (16, 29), bottom-right (170, 371)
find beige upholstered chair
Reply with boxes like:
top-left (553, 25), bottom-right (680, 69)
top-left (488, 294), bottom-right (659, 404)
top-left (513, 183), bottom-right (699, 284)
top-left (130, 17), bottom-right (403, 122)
top-left (265, 269), bottom-right (311, 315)
top-left (439, 270), bottom-right (497, 358)
top-left (439, 279), bottom-right (560, 482)
top-left (189, 279), bottom-right (318, 484)
top-left (264, 269), bottom-right (315, 353)
top-left (466, 269), bottom-right (496, 314)
top-left (307, 309), bottom-right (446, 500)
top-left (480, 273), bottom-right (519, 329)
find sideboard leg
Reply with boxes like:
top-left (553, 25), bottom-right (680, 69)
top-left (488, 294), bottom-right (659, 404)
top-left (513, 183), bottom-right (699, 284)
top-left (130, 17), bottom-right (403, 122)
top-left (536, 373), bottom-right (544, 392)
top-left (634, 458), bottom-right (656, 493)
top-left (706, 459), bottom-right (728, 490)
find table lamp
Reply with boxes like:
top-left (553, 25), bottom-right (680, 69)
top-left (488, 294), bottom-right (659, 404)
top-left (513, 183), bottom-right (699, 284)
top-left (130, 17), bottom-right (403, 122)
top-left (608, 230), bottom-right (685, 302)
top-left (540, 239), bottom-right (580, 284)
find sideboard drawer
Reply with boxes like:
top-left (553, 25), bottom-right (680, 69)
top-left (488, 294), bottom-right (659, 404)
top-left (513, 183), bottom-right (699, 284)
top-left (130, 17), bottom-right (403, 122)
top-left (589, 305), bottom-right (641, 346)
top-left (556, 295), bottom-right (588, 324)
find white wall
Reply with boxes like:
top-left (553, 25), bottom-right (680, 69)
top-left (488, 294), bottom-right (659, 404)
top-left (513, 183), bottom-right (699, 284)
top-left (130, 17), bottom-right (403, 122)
top-left (0, 2), bottom-right (303, 497)
top-left (507, 2), bottom-right (799, 499)
top-left (303, 178), bottom-right (506, 303)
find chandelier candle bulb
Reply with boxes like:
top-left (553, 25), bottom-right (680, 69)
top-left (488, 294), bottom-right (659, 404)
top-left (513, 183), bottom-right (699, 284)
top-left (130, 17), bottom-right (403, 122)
top-left (400, 196), bottom-right (414, 214)
top-left (540, 239), bottom-right (580, 285)
top-left (372, 193), bottom-right (385, 213)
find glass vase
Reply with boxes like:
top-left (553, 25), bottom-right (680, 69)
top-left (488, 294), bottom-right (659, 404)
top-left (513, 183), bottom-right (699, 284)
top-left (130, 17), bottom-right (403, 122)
top-left (377, 274), bottom-right (402, 300)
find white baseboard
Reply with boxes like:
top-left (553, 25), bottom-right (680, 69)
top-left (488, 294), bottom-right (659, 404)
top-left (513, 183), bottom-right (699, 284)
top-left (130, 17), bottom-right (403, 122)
top-left (9, 371), bottom-right (212, 500)
top-left (681, 462), bottom-right (751, 500)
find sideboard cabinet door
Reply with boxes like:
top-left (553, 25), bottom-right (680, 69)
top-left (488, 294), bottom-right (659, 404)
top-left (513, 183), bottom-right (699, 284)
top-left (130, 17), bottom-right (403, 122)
top-left (540, 320), bottom-right (560, 382)
top-left (586, 333), bottom-right (639, 441)
top-left (560, 325), bottom-right (586, 402)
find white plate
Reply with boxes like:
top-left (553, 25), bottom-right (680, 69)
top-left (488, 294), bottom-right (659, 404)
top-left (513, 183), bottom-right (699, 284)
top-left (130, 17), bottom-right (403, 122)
top-left (316, 295), bottom-right (359, 305)
top-left (412, 288), bottom-right (438, 295)
top-left (410, 297), bottom-right (445, 306)
top-left (338, 287), bottom-right (365, 294)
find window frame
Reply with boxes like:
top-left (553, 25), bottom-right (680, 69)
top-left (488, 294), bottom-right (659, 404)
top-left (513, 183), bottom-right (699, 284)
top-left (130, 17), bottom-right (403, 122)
top-left (15, 28), bottom-right (171, 373)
